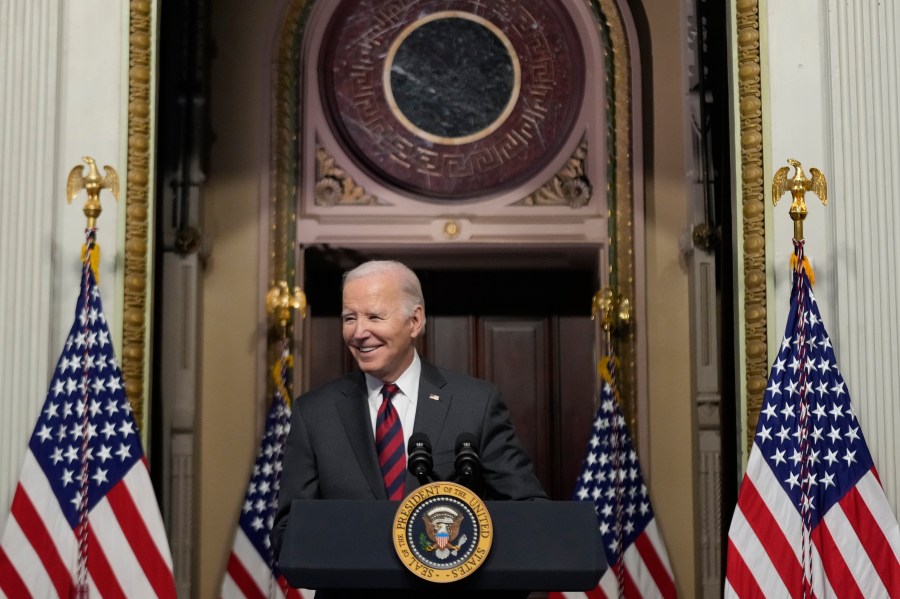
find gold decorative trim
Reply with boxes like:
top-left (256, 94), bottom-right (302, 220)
top-left (596, 0), bottom-right (638, 432)
top-left (736, 0), bottom-right (768, 451)
top-left (270, 0), bottom-right (315, 398)
top-left (123, 0), bottom-right (153, 428)
top-left (315, 145), bottom-right (383, 206)
top-left (515, 138), bottom-right (593, 208)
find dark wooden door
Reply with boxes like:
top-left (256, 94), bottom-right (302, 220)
top-left (302, 255), bottom-right (598, 499)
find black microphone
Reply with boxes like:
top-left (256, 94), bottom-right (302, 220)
top-left (454, 433), bottom-right (481, 485)
top-left (407, 432), bottom-right (434, 485)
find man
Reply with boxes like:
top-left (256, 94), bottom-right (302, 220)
top-left (271, 260), bottom-right (546, 575)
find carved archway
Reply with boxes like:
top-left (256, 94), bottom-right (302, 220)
top-left (269, 0), bottom-right (644, 432)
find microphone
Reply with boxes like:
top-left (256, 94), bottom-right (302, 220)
top-left (454, 433), bottom-right (481, 485)
top-left (407, 432), bottom-right (434, 485)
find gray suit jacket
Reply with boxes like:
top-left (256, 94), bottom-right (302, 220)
top-left (271, 360), bottom-right (547, 557)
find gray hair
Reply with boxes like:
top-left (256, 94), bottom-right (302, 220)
top-left (343, 260), bottom-right (425, 318)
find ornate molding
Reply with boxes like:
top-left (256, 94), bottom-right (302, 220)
top-left (314, 145), bottom-right (383, 206)
top-left (270, 0), bottom-right (315, 398)
top-left (736, 0), bottom-right (767, 451)
top-left (315, 136), bottom-right (595, 209)
top-left (124, 0), bottom-right (153, 427)
top-left (593, 0), bottom-right (637, 432)
top-left (515, 138), bottom-right (593, 208)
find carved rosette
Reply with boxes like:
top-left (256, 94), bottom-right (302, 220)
top-left (516, 139), bottom-right (593, 208)
top-left (314, 145), bottom-right (383, 206)
top-left (736, 0), bottom-right (767, 452)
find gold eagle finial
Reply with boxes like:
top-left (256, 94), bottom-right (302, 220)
top-left (772, 158), bottom-right (827, 240)
top-left (266, 280), bottom-right (308, 333)
top-left (66, 156), bottom-right (120, 229)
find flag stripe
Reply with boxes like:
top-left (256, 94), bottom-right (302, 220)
top-left (745, 449), bottom-right (802, 552)
top-left (595, 571), bottom-right (616, 598)
top-left (9, 484), bottom-right (72, 598)
top-left (735, 474), bottom-right (802, 591)
top-left (18, 449), bottom-right (79, 560)
top-left (0, 545), bottom-right (34, 599)
top-left (634, 530), bottom-right (677, 599)
top-left (0, 508), bottom-right (60, 598)
top-left (89, 493), bottom-right (155, 595)
top-left (840, 478), bottom-right (900, 593)
top-left (231, 527), bottom-right (276, 597)
top-left (824, 499), bottom-right (888, 597)
top-left (618, 561), bottom-right (639, 598)
top-left (226, 552), bottom-right (267, 599)
top-left (122, 462), bottom-right (176, 567)
top-left (727, 508), bottom-right (792, 598)
top-left (277, 575), bottom-right (305, 599)
top-left (106, 477), bottom-right (177, 597)
top-left (855, 470), bottom-right (900, 561)
top-left (85, 521), bottom-right (128, 599)
top-left (725, 537), bottom-right (765, 598)
top-left (813, 519), bottom-right (863, 599)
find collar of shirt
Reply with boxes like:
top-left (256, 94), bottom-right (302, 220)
top-left (365, 352), bottom-right (421, 453)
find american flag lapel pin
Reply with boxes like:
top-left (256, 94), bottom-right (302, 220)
top-left (429, 394), bottom-right (440, 401)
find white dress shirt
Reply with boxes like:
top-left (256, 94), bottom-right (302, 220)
top-left (365, 352), bottom-right (421, 457)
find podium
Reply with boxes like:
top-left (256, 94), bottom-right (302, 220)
top-left (278, 499), bottom-right (605, 591)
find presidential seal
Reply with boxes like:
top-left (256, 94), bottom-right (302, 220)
top-left (392, 481), bottom-right (492, 582)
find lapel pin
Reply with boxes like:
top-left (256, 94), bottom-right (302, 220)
top-left (429, 394), bottom-right (440, 401)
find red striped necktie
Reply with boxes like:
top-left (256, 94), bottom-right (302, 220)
top-left (375, 383), bottom-right (406, 500)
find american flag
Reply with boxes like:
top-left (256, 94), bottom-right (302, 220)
top-left (220, 350), bottom-right (311, 599)
top-left (551, 355), bottom-right (676, 599)
top-left (0, 251), bottom-right (176, 597)
top-left (726, 241), bottom-right (900, 596)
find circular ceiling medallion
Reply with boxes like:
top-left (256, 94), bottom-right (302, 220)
top-left (319, 0), bottom-right (585, 200)
top-left (385, 12), bottom-right (520, 145)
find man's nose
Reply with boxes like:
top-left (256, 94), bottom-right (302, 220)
top-left (351, 319), bottom-right (369, 338)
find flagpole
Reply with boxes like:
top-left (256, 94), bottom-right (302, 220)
top-left (264, 281), bottom-right (306, 597)
top-left (592, 288), bottom-right (631, 598)
top-left (66, 156), bottom-right (120, 598)
top-left (772, 159), bottom-right (829, 597)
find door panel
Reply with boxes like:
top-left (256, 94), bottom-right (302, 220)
top-left (480, 317), bottom-right (550, 488)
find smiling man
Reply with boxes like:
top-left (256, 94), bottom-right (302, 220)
top-left (271, 260), bottom-right (546, 566)
top-left (341, 261), bottom-right (425, 384)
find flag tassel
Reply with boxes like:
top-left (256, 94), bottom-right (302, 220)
top-left (789, 253), bottom-right (815, 286)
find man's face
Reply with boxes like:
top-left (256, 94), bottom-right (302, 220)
top-left (341, 273), bottom-right (424, 383)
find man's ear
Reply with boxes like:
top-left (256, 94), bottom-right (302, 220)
top-left (409, 305), bottom-right (425, 338)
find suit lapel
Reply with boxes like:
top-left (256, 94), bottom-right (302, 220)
top-left (413, 361), bottom-right (451, 442)
top-left (334, 373), bottom-right (387, 499)
top-left (406, 361), bottom-right (451, 494)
